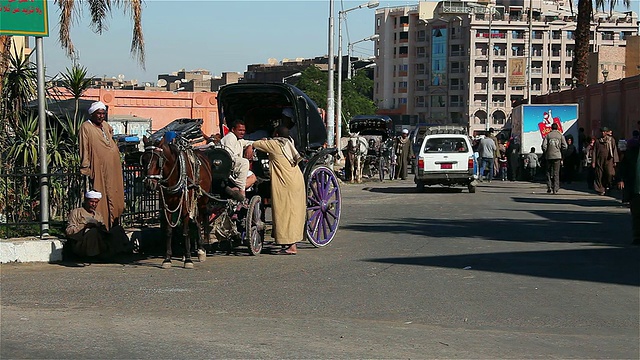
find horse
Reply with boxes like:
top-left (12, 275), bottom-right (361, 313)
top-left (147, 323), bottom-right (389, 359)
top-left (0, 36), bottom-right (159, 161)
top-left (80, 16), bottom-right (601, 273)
top-left (345, 134), bottom-right (368, 183)
top-left (141, 135), bottom-right (212, 269)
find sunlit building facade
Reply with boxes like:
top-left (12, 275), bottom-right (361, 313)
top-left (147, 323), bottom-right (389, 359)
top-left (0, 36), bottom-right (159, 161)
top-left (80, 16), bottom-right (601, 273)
top-left (373, 0), bottom-right (638, 135)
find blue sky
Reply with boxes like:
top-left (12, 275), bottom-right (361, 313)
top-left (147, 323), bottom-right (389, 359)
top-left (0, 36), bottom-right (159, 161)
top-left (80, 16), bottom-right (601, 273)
top-left (42, 0), bottom-right (402, 83)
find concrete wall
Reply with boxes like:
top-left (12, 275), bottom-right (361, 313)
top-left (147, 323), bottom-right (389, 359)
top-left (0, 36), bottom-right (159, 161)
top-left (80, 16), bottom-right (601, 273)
top-left (534, 75), bottom-right (639, 139)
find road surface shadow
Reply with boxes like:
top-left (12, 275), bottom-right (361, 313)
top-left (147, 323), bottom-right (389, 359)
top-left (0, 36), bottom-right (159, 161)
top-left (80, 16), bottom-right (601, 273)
top-left (512, 196), bottom-right (623, 208)
top-left (364, 247), bottom-right (640, 286)
top-left (342, 210), bottom-right (630, 246)
top-left (364, 186), bottom-right (463, 194)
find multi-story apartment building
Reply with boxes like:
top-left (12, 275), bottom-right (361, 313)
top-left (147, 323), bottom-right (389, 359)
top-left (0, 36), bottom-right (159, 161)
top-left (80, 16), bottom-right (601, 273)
top-left (373, 0), bottom-right (638, 135)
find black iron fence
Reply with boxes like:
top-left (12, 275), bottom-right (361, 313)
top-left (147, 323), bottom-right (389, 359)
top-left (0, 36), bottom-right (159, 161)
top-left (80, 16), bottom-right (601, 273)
top-left (0, 164), bottom-right (160, 239)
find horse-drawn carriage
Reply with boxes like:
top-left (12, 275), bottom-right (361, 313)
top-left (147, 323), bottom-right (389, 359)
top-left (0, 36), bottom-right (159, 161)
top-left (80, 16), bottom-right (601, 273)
top-left (141, 83), bottom-right (341, 268)
top-left (348, 115), bottom-right (396, 182)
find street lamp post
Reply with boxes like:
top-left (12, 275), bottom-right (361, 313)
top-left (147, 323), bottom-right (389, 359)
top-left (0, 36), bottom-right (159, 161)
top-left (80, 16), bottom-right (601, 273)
top-left (336, 0), bottom-right (379, 146)
top-left (486, 5), bottom-right (493, 131)
top-left (282, 72), bottom-right (302, 83)
top-left (347, 34), bottom-right (379, 80)
top-left (327, 0), bottom-right (336, 148)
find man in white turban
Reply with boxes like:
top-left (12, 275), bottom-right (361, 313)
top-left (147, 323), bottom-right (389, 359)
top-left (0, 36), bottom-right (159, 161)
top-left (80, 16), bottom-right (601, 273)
top-left (65, 191), bottom-right (130, 260)
top-left (79, 101), bottom-right (125, 229)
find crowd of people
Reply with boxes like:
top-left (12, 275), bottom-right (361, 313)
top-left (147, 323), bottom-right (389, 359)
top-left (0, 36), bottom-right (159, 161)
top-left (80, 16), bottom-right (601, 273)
top-left (472, 124), bottom-right (639, 245)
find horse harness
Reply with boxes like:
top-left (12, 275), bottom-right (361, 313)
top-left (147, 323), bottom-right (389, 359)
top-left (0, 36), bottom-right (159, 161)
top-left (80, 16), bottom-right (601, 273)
top-left (142, 139), bottom-right (205, 228)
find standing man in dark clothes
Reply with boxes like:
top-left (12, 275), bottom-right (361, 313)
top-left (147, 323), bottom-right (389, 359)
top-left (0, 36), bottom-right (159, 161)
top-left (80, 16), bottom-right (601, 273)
top-left (561, 136), bottom-right (579, 183)
top-left (617, 138), bottom-right (640, 245)
top-left (593, 127), bottom-right (619, 196)
top-left (541, 123), bottom-right (567, 194)
top-left (506, 136), bottom-right (521, 181)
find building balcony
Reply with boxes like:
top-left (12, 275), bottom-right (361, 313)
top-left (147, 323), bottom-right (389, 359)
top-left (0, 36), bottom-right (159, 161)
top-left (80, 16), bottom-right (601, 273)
top-left (398, 88), bottom-right (408, 93)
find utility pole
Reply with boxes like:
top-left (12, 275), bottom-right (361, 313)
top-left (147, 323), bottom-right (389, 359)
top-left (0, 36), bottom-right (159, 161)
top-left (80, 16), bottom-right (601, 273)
top-left (486, 6), bottom-right (492, 131)
top-left (527, 0), bottom-right (533, 104)
top-left (327, 0), bottom-right (336, 148)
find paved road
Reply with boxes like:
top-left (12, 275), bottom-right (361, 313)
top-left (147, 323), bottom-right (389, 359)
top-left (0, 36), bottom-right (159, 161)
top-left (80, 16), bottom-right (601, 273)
top-left (2, 180), bottom-right (638, 359)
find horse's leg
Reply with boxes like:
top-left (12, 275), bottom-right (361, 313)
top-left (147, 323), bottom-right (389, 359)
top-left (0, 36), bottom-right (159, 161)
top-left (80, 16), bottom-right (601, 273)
top-left (182, 216), bottom-right (194, 269)
top-left (196, 212), bottom-right (207, 262)
top-left (162, 218), bottom-right (173, 269)
top-left (349, 155), bottom-right (355, 183)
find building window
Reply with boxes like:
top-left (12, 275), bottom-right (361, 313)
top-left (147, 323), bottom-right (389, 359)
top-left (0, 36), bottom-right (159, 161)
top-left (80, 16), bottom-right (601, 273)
top-left (416, 63), bottom-right (426, 75)
top-left (399, 98), bottom-right (408, 105)
top-left (417, 30), bottom-right (426, 41)
top-left (431, 95), bottom-right (446, 108)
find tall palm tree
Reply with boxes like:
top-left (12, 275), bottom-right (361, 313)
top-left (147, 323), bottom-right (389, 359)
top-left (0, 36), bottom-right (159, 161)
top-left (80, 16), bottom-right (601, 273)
top-left (55, 0), bottom-right (145, 68)
top-left (572, 0), bottom-right (630, 86)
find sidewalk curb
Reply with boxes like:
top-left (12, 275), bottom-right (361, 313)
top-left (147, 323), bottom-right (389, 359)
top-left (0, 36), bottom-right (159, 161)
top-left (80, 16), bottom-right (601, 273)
top-left (0, 237), bottom-right (64, 263)
top-left (0, 228), bottom-right (146, 264)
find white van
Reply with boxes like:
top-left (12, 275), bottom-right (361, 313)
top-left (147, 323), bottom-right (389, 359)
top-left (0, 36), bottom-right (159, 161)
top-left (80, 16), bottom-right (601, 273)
top-left (414, 126), bottom-right (478, 193)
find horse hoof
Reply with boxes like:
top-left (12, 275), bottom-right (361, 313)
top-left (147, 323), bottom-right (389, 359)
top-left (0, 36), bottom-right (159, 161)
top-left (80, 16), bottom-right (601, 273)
top-left (184, 261), bottom-right (194, 269)
top-left (197, 250), bottom-right (206, 262)
top-left (161, 261), bottom-right (172, 269)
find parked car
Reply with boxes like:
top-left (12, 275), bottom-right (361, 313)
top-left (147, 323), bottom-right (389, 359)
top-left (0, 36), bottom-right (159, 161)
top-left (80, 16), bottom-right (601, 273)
top-left (414, 126), bottom-right (478, 193)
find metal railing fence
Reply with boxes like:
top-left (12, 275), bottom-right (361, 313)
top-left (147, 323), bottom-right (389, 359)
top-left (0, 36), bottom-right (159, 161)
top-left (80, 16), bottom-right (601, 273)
top-left (0, 164), bottom-right (159, 239)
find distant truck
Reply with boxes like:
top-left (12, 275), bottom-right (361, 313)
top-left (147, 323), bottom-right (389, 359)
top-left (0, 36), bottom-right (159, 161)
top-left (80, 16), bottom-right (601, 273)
top-left (510, 104), bottom-right (579, 155)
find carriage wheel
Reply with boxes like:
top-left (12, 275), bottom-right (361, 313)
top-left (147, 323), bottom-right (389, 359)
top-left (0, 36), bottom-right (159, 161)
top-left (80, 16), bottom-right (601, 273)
top-left (306, 165), bottom-right (341, 247)
top-left (244, 195), bottom-right (264, 256)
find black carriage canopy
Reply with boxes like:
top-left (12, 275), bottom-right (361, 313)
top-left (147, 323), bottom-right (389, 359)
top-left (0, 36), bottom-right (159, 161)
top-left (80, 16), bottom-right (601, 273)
top-left (348, 115), bottom-right (394, 139)
top-left (217, 83), bottom-right (327, 151)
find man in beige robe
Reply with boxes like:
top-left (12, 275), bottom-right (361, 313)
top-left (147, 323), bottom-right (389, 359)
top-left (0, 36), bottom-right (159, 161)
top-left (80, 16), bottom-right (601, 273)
top-left (252, 126), bottom-right (305, 255)
top-left (65, 191), bottom-right (129, 259)
top-left (79, 101), bottom-right (125, 229)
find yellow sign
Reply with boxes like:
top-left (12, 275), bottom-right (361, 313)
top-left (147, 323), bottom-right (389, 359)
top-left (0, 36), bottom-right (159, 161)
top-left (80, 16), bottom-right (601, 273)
top-left (508, 58), bottom-right (526, 87)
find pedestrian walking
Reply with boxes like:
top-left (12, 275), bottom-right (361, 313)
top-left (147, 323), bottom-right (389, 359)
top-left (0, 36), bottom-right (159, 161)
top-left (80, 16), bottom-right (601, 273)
top-left (479, 132), bottom-right (497, 182)
top-left (617, 137), bottom-right (640, 245)
top-left (394, 129), bottom-right (413, 180)
top-left (524, 147), bottom-right (540, 181)
top-left (593, 127), bottom-right (619, 196)
top-left (499, 153), bottom-right (508, 181)
top-left (541, 123), bottom-right (567, 194)
top-left (562, 136), bottom-right (579, 183)
top-left (583, 137), bottom-right (596, 189)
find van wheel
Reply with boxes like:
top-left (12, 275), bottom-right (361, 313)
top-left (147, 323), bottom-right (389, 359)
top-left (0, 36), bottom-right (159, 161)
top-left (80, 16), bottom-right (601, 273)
top-left (468, 184), bottom-right (476, 193)
top-left (416, 181), bottom-right (425, 192)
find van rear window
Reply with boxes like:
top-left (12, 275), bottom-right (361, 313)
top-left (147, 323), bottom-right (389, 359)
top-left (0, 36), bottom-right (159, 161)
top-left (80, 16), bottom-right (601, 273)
top-left (423, 138), bottom-right (468, 153)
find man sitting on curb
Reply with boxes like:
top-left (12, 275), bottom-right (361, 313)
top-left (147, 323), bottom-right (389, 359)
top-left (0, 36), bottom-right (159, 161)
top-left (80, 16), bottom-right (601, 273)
top-left (65, 190), bottom-right (131, 261)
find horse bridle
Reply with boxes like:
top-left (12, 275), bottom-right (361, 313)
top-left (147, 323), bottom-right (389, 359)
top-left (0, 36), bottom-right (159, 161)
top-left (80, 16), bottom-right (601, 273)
top-left (141, 145), bottom-right (166, 181)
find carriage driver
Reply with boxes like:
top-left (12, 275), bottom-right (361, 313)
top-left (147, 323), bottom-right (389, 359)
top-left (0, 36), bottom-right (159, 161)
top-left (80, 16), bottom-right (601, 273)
top-left (220, 119), bottom-right (257, 201)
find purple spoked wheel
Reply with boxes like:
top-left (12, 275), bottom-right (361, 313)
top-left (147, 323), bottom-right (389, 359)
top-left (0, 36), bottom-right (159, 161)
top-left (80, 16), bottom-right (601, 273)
top-left (306, 165), bottom-right (341, 247)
